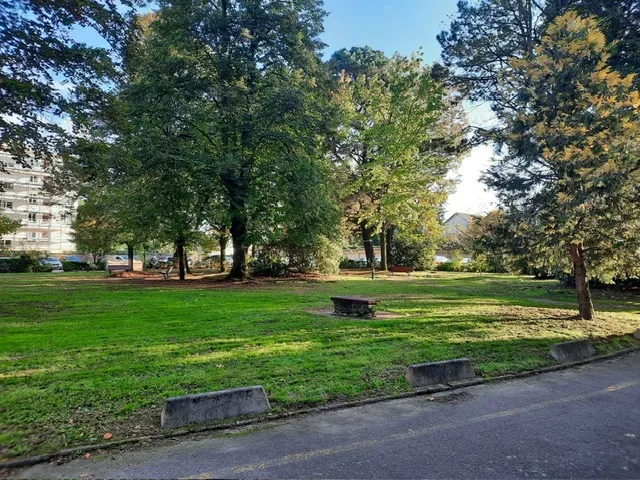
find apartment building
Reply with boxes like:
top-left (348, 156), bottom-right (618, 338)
top-left (0, 152), bottom-right (77, 254)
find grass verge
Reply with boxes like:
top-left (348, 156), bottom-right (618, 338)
top-left (1, 271), bottom-right (638, 459)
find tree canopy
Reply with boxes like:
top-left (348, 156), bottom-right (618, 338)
top-left (485, 12), bottom-right (640, 319)
top-left (0, 0), bottom-right (137, 170)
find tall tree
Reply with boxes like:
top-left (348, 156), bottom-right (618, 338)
top-left (438, 0), bottom-right (639, 123)
top-left (124, 0), bottom-right (333, 279)
top-left (331, 51), bottom-right (466, 269)
top-left (485, 12), bottom-right (640, 319)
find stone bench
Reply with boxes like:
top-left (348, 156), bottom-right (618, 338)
top-left (330, 296), bottom-right (379, 318)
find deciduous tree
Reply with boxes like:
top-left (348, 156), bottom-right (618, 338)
top-left (331, 51), bottom-right (466, 269)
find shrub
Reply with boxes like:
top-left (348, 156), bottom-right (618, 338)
top-left (34, 264), bottom-right (54, 273)
top-left (312, 236), bottom-right (342, 275)
top-left (288, 235), bottom-right (342, 274)
top-left (252, 249), bottom-right (289, 277)
top-left (436, 260), bottom-right (463, 272)
top-left (0, 255), bottom-right (40, 273)
top-left (339, 257), bottom-right (371, 269)
top-left (389, 234), bottom-right (435, 270)
top-left (467, 254), bottom-right (489, 272)
top-left (62, 261), bottom-right (92, 272)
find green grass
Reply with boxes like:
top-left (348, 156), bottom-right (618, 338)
top-left (1, 271), bottom-right (639, 459)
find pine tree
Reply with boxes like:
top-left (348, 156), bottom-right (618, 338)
top-left (486, 12), bottom-right (640, 319)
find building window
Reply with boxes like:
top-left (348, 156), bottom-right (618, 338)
top-left (30, 176), bottom-right (38, 184)
top-left (29, 232), bottom-right (37, 239)
top-left (28, 213), bottom-right (37, 222)
top-left (29, 196), bottom-right (38, 204)
top-left (0, 201), bottom-right (12, 209)
top-left (3, 240), bottom-right (11, 247)
top-left (1, 182), bottom-right (13, 190)
top-left (42, 214), bottom-right (51, 222)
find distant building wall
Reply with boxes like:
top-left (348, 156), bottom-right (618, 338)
top-left (0, 152), bottom-right (77, 254)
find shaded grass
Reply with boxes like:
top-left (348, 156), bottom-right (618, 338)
top-left (0, 271), bottom-right (638, 459)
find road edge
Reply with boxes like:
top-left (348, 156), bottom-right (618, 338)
top-left (3, 344), bottom-right (639, 470)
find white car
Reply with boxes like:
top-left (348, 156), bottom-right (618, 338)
top-left (40, 257), bottom-right (63, 269)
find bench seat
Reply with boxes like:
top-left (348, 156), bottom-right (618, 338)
top-left (330, 296), bottom-right (379, 318)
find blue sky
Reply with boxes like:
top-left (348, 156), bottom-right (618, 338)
top-left (320, 0), bottom-right (458, 62)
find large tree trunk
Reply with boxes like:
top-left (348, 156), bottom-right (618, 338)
top-left (570, 242), bottom-right (594, 320)
top-left (379, 228), bottom-right (387, 271)
top-left (176, 237), bottom-right (186, 281)
top-left (127, 243), bottom-right (134, 271)
top-left (386, 226), bottom-right (394, 265)
top-left (219, 233), bottom-right (228, 273)
top-left (185, 248), bottom-right (192, 275)
top-left (228, 214), bottom-right (249, 279)
top-left (360, 221), bottom-right (375, 268)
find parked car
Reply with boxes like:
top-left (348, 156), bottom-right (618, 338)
top-left (64, 255), bottom-right (84, 263)
top-left (435, 255), bottom-right (449, 264)
top-left (40, 257), bottom-right (63, 269)
top-left (114, 255), bottom-right (129, 262)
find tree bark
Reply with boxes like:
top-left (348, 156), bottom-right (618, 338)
top-left (379, 229), bottom-right (387, 271)
top-left (127, 243), bottom-right (134, 271)
top-left (185, 248), bottom-right (192, 275)
top-left (176, 237), bottom-right (186, 281)
top-left (570, 242), bottom-right (594, 320)
top-left (360, 221), bottom-right (375, 268)
top-left (219, 234), bottom-right (228, 273)
top-left (228, 214), bottom-right (249, 279)
top-left (386, 226), bottom-right (394, 266)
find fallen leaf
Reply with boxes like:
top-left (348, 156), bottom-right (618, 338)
top-left (427, 397), bottom-right (435, 401)
top-left (83, 453), bottom-right (91, 460)
top-left (103, 432), bottom-right (113, 440)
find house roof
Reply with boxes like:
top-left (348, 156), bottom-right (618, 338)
top-left (443, 212), bottom-right (477, 225)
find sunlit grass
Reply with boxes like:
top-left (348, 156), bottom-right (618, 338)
top-left (0, 271), bottom-right (638, 459)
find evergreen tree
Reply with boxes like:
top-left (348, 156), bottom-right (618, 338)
top-left (485, 12), bottom-right (640, 319)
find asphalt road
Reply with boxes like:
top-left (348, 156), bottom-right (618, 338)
top-left (20, 351), bottom-right (640, 479)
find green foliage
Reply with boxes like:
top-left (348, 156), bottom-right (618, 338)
top-left (388, 233), bottom-right (436, 270)
top-left (467, 254), bottom-right (489, 273)
top-left (0, 255), bottom-right (39, 273)
top-left (436, 261), bottom-right (461, 272)
top-left (252, 249), bottom-right (289, 277)
top-left (71, 199), bottom-right (118, 263)
top-left (485, 13), bottom-right (640, 284)
top-left (332, 51), bottom-right (466, 251)
top-left (118, 0), bottom-right (335, 279)
top-left (62, 261), bottom-right (92, 272)
top-left (338, 257), bottom-right (372, 269)
top-left (2, 272), bottom-right (638, 458)
top-left (438, 0), bottom-right (640, 117)
top-left (0, 0), bottom-right (134, 169)
top-left (0, 213), bottom-right (20, 236)
top-left (287, 235), bottom-right (343, 275)
top-left (436, 251), bottom-right (464, 272)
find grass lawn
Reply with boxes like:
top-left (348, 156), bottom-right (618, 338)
top-left (1, 271), bottom-right (639, 459)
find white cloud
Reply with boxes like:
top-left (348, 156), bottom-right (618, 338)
top-left (445, 144), bottom-right (497, 218)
